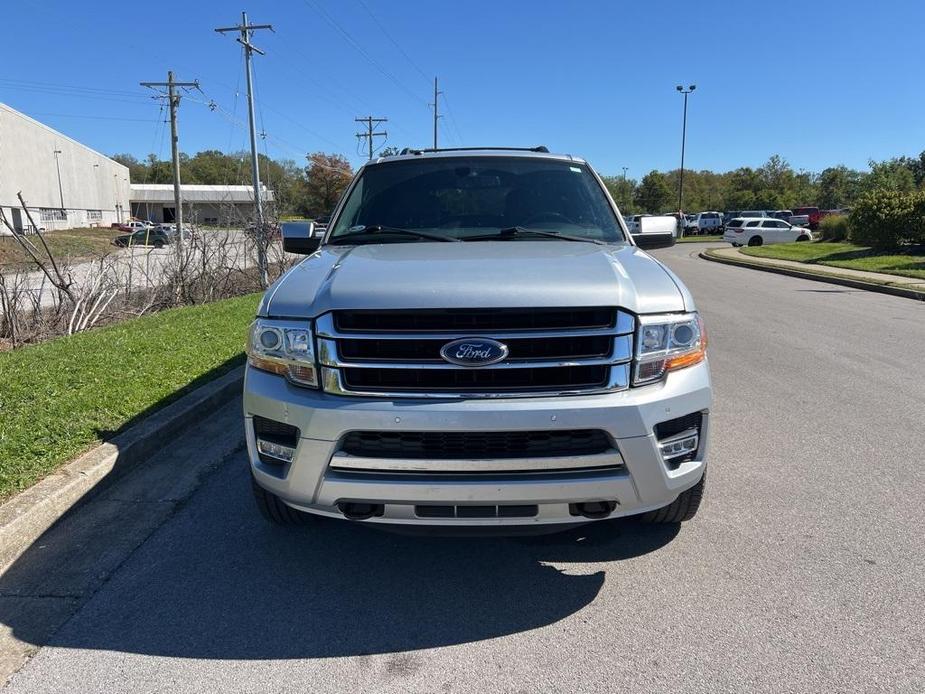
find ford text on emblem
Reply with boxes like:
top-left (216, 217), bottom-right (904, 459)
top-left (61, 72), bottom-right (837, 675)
top-left (439, 338), bottom-right (509, 367)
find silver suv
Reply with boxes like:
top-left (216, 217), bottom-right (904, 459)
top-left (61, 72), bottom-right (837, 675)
top-left (244, 147), bottom-right (711, 532)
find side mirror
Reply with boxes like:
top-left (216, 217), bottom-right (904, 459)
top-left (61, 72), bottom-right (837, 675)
top-left (281, 221), bottom-right (321, 254)
top-left (632, 215), bottom-right (677, 250)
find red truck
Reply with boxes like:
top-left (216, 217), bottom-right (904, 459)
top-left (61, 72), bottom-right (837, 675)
top-left (792, 206), bottom-right (822, 230)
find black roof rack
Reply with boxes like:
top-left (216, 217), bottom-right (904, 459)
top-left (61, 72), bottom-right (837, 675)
top-left (397, 146), bottom-right (550, 156)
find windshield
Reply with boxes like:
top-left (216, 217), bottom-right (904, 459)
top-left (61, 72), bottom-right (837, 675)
top-left (328, 156), bottom-right (625, 243)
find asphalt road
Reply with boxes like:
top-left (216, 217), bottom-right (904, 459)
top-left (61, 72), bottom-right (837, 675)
top-left (4, 243), bottom-right (924, 693)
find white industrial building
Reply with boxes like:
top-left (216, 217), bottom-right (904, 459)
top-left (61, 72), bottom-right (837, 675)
top-left (1, 103), bottom-right (276, 235)
top-left (0, 102), bottom-right (131, 234)
top-left (130, 183), bottom-right (274, 226)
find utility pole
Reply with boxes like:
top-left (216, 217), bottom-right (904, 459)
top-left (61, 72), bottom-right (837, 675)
top-left (140, 71), bottom-right (199, 264)
top-left (430, 77), bottom-right (442, 149)
top-left (675, 84), bottom-right (696, 213)
top-left (355, 116), bottom-right (388, 160)
top-left (216, 11), bottom-right (273, 287)
top-left (622, 166), bottom-right (629, 209)
top-left (53, 147), bottom-right (65, 212)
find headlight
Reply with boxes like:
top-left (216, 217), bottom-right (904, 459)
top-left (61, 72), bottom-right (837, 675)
top-left (633, 312), bottom-right (706, 385)
top-left (246, 318), bottom-right (318, 388)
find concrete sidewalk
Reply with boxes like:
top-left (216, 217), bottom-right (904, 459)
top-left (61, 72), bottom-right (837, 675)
top-left (702, 246), bottom-right (925, 300)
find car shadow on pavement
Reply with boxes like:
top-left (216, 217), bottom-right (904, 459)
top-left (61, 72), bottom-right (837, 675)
top-left (0, 458), bottom-right (680, 662)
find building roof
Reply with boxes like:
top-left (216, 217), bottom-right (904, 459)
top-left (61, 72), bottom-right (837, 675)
top-left (0, 102), bottom-right (129, 167)
top-left (129, 184), bottom-right (275, 204)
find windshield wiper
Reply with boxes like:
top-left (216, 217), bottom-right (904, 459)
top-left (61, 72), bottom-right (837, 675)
top-left (329, 225), bottom-right (460, 244)
top-left (462, 226), bottom-right (605, 245)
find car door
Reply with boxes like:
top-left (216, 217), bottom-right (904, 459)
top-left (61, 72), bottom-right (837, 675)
top-left (760, 219), bottom-right (783, 243)
top-left (773, 219), bottom-right (799, 242)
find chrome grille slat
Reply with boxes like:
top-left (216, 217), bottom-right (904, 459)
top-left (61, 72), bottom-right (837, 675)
top-left (317, 309), bottom-right (634, 398)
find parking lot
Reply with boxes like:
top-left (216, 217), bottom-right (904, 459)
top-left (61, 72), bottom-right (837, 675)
top-left (3, 242), bottom-right (923, 693)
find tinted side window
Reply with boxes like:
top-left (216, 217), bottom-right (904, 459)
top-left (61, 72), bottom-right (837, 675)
top-left (746, 220), bottom-right (761, 228)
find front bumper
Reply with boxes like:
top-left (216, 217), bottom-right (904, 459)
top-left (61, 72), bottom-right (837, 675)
top-left (243, 360), bottom-right (711, 527)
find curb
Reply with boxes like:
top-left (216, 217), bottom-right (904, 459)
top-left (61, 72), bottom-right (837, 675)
top-left (699, 250), bottom-right (925, 302)
top-left (0, 366), bottom-right (245, 573)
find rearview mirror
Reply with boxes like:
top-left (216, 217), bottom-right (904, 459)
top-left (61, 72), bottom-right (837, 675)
top-left (281, 221), bottom-right (320, 254)
top-left (632, 215), bottom-right (677, 250)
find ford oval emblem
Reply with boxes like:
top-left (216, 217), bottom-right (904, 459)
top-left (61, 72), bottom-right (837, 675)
top-left (440, 338), bottom-right (509, 367)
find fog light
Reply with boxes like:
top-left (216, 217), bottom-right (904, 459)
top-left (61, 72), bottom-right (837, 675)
top-left (256, 438), bottom-right (296, 463)
top-left (658, 431), bottom-right (699, 461)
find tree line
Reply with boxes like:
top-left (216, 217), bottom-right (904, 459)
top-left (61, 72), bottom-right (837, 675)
top-left (600, 152), bottom-right (925, 214)
top-left (112, 148), bottom-right (925, 220)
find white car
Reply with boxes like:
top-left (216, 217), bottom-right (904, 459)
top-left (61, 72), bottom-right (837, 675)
top-left (120, 220), bottom-right (155, 232)
top-left (724, 217), bottom-right (813, 247)
top-left (686, 211), bottom-right (723, 235)
top-left (624, 214), bottom-right (651, 234)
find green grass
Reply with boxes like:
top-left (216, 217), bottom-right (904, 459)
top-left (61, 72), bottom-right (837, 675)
top-left (0, 293), bottom-right (260, 500)
top-left (740, 242), bottom-right (925, 281)
top-left (0, 227), bottom-right (119, 270)
top-left (679, 235), bottom-right (723, 243)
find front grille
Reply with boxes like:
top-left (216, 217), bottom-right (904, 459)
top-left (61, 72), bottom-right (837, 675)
top-left (334, 307), bottom-right (616, 333)
top-left (319, 307), bottom-right (634, 397)
top-left (343, 365), bottom-right (609, 393)
top-left (338, 335), bottom-right (613, 362)
top-left (341, 429), bottom-right (612, 459)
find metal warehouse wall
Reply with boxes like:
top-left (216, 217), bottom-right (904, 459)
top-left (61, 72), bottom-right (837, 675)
top-left (0, 103), bottom-right (131, 234)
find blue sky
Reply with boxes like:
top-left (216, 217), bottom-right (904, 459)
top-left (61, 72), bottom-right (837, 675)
top-left (3, 0), bottom-right (923, 179)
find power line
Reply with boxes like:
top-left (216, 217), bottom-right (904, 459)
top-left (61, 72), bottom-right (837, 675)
top-left (300, 0), bottom-right (428, 106)
top-left (354, 0), bottom-right (430, 83)
top-left (3, 111), bottom-right (156, 123)
top-left (0, 77), bottom-right (149, 98)
top-left (440, 90), bottom-right (464, 145)
top-left (355, 116), bottom-right (388, 160)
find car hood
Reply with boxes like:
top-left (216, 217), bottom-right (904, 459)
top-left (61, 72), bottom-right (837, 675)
top-left (261, 241), bottom-right (689, 318)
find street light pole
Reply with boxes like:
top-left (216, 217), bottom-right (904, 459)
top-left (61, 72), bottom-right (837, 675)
top-left (675, 84), bottom-right (696, 213)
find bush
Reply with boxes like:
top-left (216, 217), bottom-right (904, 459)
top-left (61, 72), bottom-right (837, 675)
top-left (848, 190), bottom-right (925, 249)
top-left (818, 214), bottom-right (849, 241)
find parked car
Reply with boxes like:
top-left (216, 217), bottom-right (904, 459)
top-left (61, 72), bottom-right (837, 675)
top-left (117, 220), bottom-right (154, 233)
top-left (624, 214), bottom-right (652, 234)
top-left (113, 228), bottom-right (171, 248)
top-left (770, 209), bottom-right (793, 221)
top-left (792, 206), bottom-right (822, 230)
top-left (156, 223), bottom-right (194, 240)
top-left (724, 217), bottom-right (813, 246)
top-left (245, 147), bottom-right (711, 532)
top-left (685, 211), bottom-right (723, 235)
top-left (738, 210), bottom-right (767, 219)
top-left (722, 211), bottom-right (740, 227)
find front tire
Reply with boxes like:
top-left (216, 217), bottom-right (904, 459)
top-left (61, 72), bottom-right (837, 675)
top-left (641, 473), bottom-right (705, 523)
top-left (251, 473), bottom-right (314, 526)
top-left (796, 235), bottom-right (810, 242)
